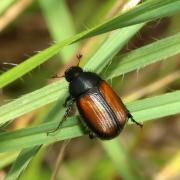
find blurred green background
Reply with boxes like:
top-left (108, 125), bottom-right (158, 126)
top-left (0, 0), bottom-right (179, 180)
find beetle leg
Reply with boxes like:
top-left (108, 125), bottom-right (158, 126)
top-left (89, 131), bottom-right (97, 139)
top-left (128, 113), bottom-right (143, 128)
top-left (47, 98), bottom-right (75, 135)
top-left (63, 96), bottom-right (72, 107)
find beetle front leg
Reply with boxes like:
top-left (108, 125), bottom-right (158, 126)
top-left (63, 96), bottom-right (72, 107)
top-left (47, 97), bottom-right (75, 135)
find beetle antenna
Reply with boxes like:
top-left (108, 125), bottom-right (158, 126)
top-left (76, 53), bottom-right (83, 66)
top-left (51, 74), bottom-right (65, 79)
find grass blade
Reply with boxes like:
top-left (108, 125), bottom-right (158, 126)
top-left (84, 23), bottom-right (144, 73)
top-left (102, 139), bottom-right (142, 180)
top-left (0, 0), bottom-right (179, 88)
top-left (1, 32), bottom-right (180, 125)
top-left (0, 79), bottom-right (67, 125)
top-left (0, 152), bottom-right (18, 169)
top-left (5, 146), bottom-right (41, 180)
top-left (39, 0), bottom-right (78, 61)
top-left (0, 91), bottom-right (179, 152)
top-left (103, 32), bottom-right (180, 79)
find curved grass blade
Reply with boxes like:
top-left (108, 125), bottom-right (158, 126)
top-left (0, 90), bottom-right (179, 152)
top-left (39, 0), bottom-right (78, 61)
top-left (84, 23), bottom-right (144, 73)
top-left (103, 139), bottom-right (142, 180)
top-left (0, 152), bottom-right (19, 169)
top-left (0, 79), bottom-right (67, 125)
top-left (5, 146), bottom-right (41, 180)
top-left (1, 31), bottom-right (180, 126)
top-left (103, 32), bottom-right (180, 79)
top-left (0, 0), bottom-right (179, 88)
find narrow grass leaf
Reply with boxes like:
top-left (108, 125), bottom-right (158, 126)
top-left (1, 32), bottom-right (180, 125)
top-left (84, 23), bottom-right (144, 73)
top-left (0, 91), bottom-right (179, 152)
top-left (0, 0), bottom-right (179, 88)
top-left (128, 91), bottom-right (180, 123)
top-left (0, 152), bottom-right (18, 169)
top-left (103, 32), bottom-right (180, 79)
top-left (5, 146), bottom-right (41, 180)
top-left (0, 79), bottom-right (67, 125)
top-left (39, 0), bottom-right (78, 61)
top-left (103, 139), bottom-right (142, 180)
top-left (5, 2), bottom-right (143, 178)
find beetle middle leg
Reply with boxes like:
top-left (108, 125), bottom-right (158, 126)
top-left (127, 112), bottom-right (143, 128)
top-left (47, 97), bottom-right (75, 135)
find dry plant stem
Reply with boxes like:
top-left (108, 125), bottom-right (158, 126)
top-left (124, 71), bottom-right (180, 102)
top-left (50, 139), bottom-right (71, 180)
top-left (0, 0), bottom-right (32, 32)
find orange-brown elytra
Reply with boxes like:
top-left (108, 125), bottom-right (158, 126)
top-left (63, 66), bottom-right (142, 140)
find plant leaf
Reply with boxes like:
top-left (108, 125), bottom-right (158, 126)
top-left (103, 32), bottom-right (180, 79)
top-left (0, 91), bottom-right (179, 152)
top-left (0, 0), bottom-right (179, 88)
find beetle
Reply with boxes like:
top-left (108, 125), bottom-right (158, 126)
top-left (57, 65), bottom-right (143, 140)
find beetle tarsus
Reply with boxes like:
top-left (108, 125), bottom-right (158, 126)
top-left (63, 96), bottom-right (72, 107)
top-left (47, 98), bottom-right (75, 135)
top-left (128, 113), bottom-right (143, 128)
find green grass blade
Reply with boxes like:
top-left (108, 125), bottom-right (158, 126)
top-left (0, 0), bottom-right (179, 88)
top-left (0, 152), bottom-right (18, 169)
top-left (102, 139), bottom-right (142, 180)
top-left (0, 125), bottom-right (84, 152)
top-left (5, 97), bottom-right (71, 179)
top-left (5, 2), bottom-right (143, 178)
top-left (128, 91), bottom-right (180, 122)
top-left (5, 146), bottom-right (41, 180)
top-left (88, 0), bottom-right (180, 35)
top-left (103, 32), bottom-right (180, 79)
top-left (0, 91), bottom-right (179, 152)
top-left (84, 23), bottom-right (144, 73)
top-left (0, 79), bottom-right (67, 125)
top-left (39, 0), bottom-right (78, 61)
top-left (1, 32), bottom-right (180, 126)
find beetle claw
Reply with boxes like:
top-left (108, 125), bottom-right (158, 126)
top-left (128, 113), bottom-right (143, 128)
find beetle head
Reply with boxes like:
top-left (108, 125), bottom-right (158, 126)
top-left (65, 66), bottom-right (83, 82)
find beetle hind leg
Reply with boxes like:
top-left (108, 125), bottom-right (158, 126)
top-left (127, 113), bottom-right (143, 128)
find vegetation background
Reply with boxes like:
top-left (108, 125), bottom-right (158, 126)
top-left (0, 0), bottom-right (179, 179)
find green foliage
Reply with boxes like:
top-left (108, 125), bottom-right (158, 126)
top-left (0, 0), bottom-right (180, 179)
top-left (0, 0), bottom-right (179, 88)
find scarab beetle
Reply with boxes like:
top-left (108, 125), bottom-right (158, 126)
top-left (62, 66), bottom-right (142, 140)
